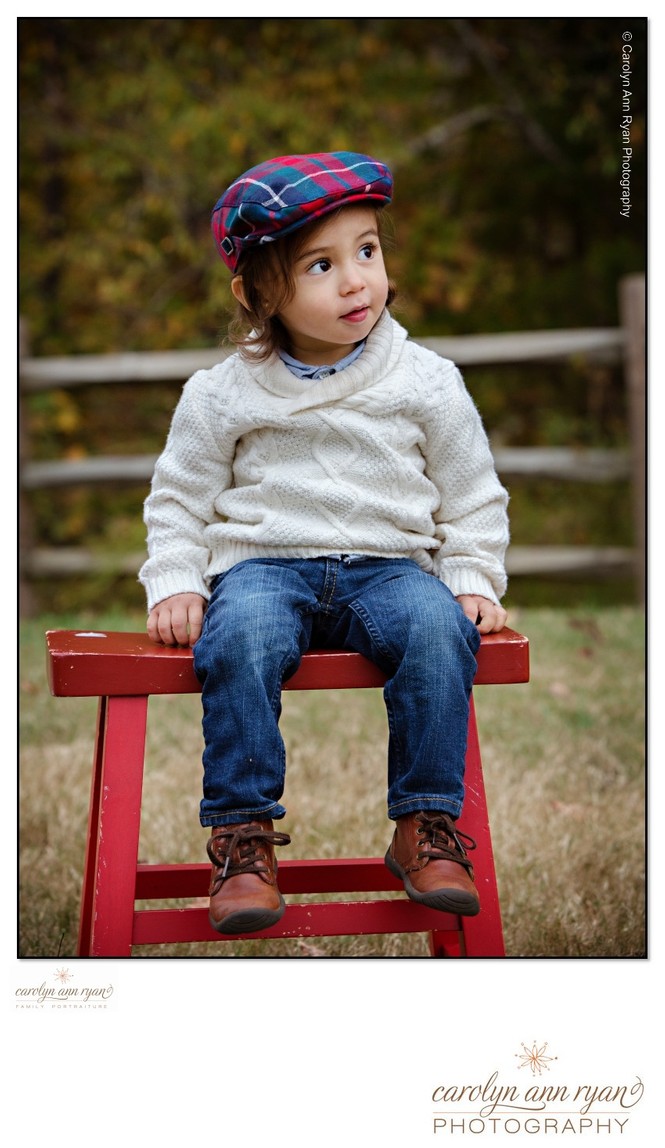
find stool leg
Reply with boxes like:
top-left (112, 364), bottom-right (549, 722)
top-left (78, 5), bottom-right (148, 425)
top-left (77, 697), bottom-right (108, 956)
top-left (457, 696), bottom-right (506, 958)
top-left (428, 928), bottom-right (464, 957)
top-left (77, 695), bottom-right (149, 957)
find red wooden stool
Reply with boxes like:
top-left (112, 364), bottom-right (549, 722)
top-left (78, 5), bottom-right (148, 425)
top-left (45, 628), bottom-right (529, 958)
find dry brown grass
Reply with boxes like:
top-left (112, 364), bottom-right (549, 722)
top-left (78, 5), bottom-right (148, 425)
top-left (19, 606), bottom-right (645, 958)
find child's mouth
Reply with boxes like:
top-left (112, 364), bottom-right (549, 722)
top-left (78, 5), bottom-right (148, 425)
top-left (342, 306), bottom-right (369, 323)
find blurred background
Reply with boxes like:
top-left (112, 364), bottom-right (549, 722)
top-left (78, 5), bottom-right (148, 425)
top-left (18, 17), bottom-right (647, 957)
top-left (19, 16), bottom-right (646, 616)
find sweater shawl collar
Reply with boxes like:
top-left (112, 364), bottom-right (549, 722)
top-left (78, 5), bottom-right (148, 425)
top-left (243, 309), bottom-right (408, 411)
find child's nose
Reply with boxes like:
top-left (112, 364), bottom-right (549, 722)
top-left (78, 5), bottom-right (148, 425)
top-left (340, 263), bottom-right (366, 293)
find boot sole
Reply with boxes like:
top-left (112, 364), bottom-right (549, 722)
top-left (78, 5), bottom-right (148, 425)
top-left (209, 895), bottom-right (286, 936)
top-left (385, 851), bottom-right (480, 917)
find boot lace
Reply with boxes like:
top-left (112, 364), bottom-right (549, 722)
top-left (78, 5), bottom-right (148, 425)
top-left (207, 823), bottom-right (291, 886)
top-left (416, 812), bottom-right (476, 875)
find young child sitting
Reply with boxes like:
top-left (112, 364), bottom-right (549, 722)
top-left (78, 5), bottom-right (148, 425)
top-left (140, 151), bottom-right (509, 936)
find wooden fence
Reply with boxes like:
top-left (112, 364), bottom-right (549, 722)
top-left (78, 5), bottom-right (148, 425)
top-left (19, 275), bottom-right (645, 608)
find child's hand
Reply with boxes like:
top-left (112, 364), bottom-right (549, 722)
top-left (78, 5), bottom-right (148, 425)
top-left (147, 593), bottom-right (207, 647)
top-left (456, 594), bottom-right (507, 634)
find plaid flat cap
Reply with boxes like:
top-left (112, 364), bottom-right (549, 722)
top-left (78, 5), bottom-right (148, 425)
top-left (211, 151), bottom-right (393, 273)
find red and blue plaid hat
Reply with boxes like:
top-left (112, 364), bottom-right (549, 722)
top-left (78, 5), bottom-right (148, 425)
top-left (211, 151), bottom-right (393, 273)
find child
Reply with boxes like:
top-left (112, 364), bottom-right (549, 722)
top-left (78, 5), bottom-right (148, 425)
top-left (140, 151), bottom-right (509, 937)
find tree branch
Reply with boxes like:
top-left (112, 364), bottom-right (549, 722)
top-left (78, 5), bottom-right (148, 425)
top-left (450, 18), bottom-right (564, 164)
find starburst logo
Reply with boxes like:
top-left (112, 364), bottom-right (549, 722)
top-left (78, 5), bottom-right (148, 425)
top-left (515, 1041), bottom-right (557, 1076)
top-left (54, 967), bottom-right (73, 984)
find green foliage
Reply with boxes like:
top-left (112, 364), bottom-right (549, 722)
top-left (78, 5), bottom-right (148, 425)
top-left (20, 17), bottom-right (646, 354)
top-left (19, 18), bottom-right (646, 610)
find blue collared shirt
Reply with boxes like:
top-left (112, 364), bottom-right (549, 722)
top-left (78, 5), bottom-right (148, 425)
top-left (278, 341), bottom-right (366, 380)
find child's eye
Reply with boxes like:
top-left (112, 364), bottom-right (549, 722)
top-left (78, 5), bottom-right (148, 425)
top-left (358, 242), bottom-right (377, 261)
top-left (307, 258), bottom-right (331, 275)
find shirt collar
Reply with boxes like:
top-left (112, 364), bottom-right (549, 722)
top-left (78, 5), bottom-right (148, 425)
top-left (278, 341), bottom-right (366, 380)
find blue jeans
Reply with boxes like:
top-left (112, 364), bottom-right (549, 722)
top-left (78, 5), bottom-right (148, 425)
top-left (193, 557), bottom-right (481, 828)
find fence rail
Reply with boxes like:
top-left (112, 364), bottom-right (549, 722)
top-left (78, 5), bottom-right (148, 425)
top-left (20, 445), bottom-right (631, 491)
top-left (19, 326), bottom-right (626, 392)
top-left (19, 276), bottom-right (645, 602)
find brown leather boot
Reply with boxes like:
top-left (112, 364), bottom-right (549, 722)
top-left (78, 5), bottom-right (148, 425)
top-left (385, 811), bottom-right (480, 916)
top-left (206, 819), bottom-right (291, 935)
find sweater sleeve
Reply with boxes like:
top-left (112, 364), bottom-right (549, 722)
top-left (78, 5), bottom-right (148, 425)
top-left (139, 372), bottom-right (235, 610)
top-left (421, 361), bottom-right (509, 603)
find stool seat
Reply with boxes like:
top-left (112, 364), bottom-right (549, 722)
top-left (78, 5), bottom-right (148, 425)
top-left (45, 628), bottom-right (529, 958)
top-left (46, 626), bottom-right (529, 695)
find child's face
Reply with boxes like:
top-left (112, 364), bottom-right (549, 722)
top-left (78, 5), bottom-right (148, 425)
top-left (275, 205), bottom-right (389, 365)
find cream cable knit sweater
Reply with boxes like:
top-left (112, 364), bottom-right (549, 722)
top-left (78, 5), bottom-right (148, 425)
top-left (139, 311), bottom-right (509, 611)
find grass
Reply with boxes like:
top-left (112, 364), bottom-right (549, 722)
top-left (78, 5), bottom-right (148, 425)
top-left (18, 605), bottom-right (646, 959)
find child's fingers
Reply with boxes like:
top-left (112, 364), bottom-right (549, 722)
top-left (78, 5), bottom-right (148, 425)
top-left (476, 601), bottom-right (508, 633)
top-left (150, 604), bottom-right (181, 646)
top-left (147, 606), bottom-right (170, 645)
top-left (147, 595), bottom-right (206, 646)
top-left (185, 600), bottom-right (205, 646)
top-left (167, 603), bottom-right (193, 646)
top-left (457, 593), bottom-right (508, 634)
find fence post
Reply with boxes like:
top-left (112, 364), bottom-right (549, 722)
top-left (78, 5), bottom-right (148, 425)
top-left (619, 274), bottom-right (646, 605)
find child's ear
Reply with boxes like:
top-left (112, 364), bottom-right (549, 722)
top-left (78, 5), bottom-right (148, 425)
top-left (231, 275), bottom-right (249, 309)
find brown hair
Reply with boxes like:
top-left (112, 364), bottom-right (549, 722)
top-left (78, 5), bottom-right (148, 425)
top-left (226, 206), bottom-right (397, 362)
